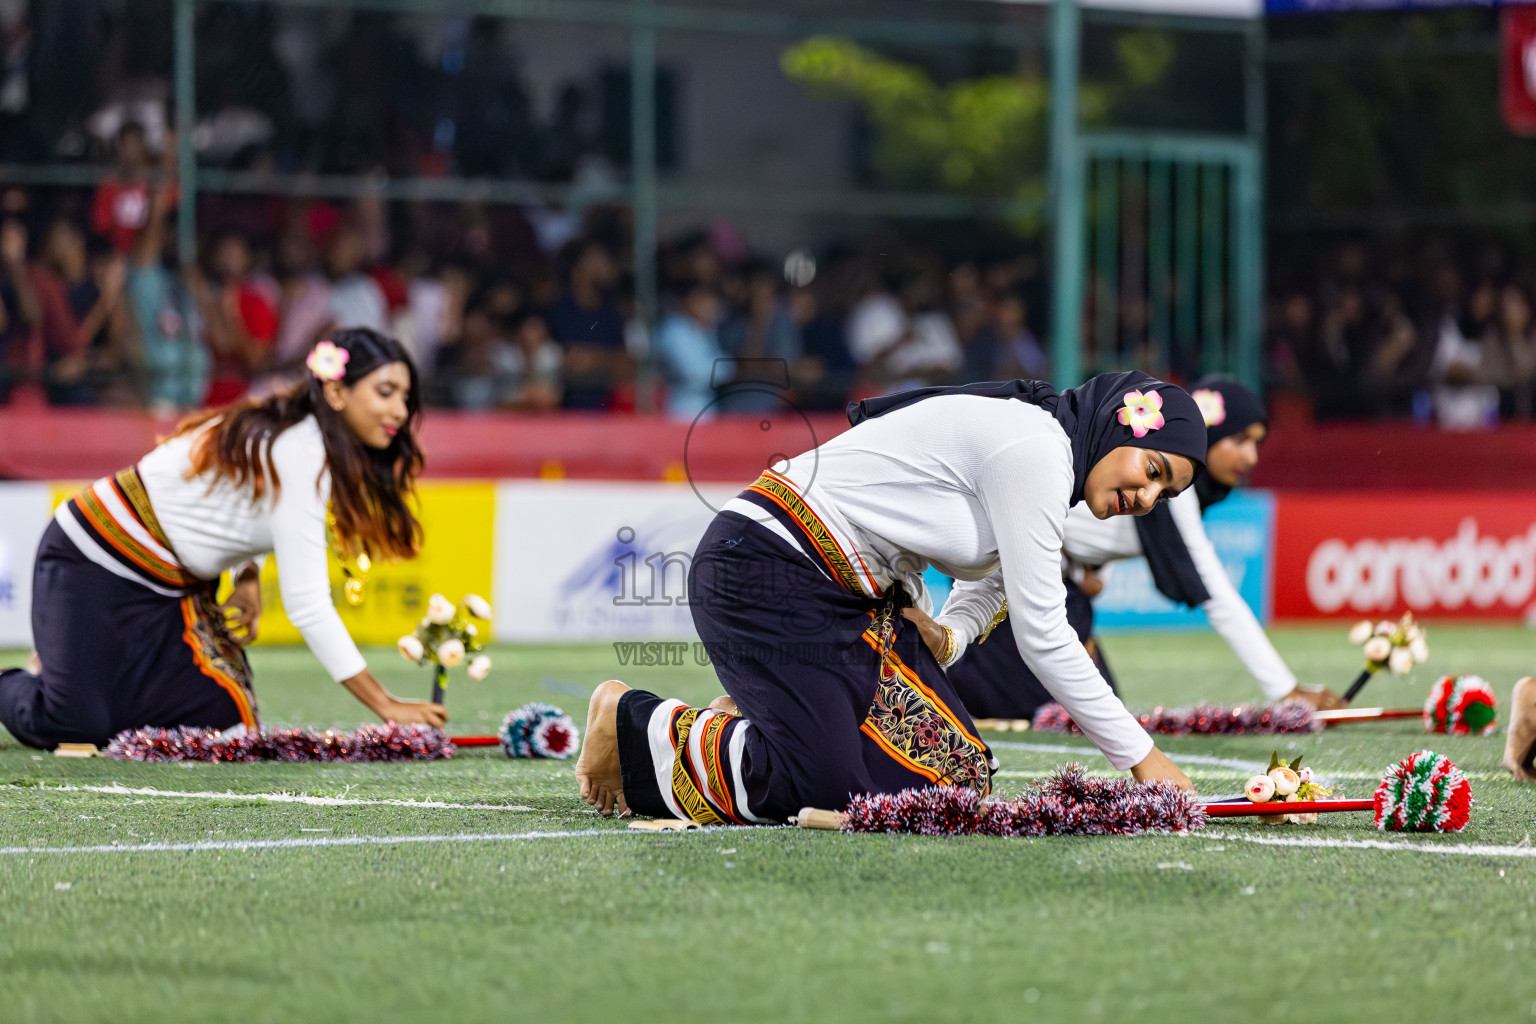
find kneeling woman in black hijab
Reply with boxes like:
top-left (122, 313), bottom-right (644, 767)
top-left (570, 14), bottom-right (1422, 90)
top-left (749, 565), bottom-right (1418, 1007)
top-left (574, 371), bottom-right (1207, 824)
top-left (946, 376), bottom-right (1343, 722)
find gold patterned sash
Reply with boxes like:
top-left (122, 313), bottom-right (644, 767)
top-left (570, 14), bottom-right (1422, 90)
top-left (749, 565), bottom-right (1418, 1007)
top-left (743, 472), bottom-right (870, 596)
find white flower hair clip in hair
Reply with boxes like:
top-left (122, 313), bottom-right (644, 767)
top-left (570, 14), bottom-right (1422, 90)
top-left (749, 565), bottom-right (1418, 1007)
top-left (1116, 389), bottom-right (1165, 438)
top-left (306, 340), bottom-right (350, 382)
top-left (1191, 388), bottom-right (1226, 428)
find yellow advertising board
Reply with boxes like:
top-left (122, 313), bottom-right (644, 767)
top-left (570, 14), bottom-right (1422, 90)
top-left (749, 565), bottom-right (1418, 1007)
top-left (256, 481), bottom-right (496, 647)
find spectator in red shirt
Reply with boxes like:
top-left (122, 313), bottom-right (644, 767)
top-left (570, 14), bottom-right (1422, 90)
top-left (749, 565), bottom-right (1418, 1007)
top-left (193, 231), bottom-right (277, 406)
top-left (91, 122), bottom-right (170, 255)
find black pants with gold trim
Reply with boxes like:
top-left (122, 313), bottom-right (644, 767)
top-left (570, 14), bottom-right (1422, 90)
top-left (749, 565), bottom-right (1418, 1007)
top-left (617, 509), bottom-right (993, 825)
top-left (945, 580), bottom-right (1116, 720)
top-left (0, 520), bottom-right (256, 750)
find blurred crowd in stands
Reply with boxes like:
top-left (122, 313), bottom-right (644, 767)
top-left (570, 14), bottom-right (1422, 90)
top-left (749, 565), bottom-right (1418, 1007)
top-left (1266, 240), bottom-right (1536, 429)
top-left (0, 123), bottom-right (1048, 418)
top-left (4, 127), bottom-right (1536, 428)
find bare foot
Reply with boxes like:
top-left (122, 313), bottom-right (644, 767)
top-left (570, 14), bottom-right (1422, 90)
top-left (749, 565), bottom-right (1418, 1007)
top-left (1502, 677), bottom-right (1536, 783)
top-left (26, 651), bottom-right (41, 676)
top-left (707, 694), bottom-right (739, 716)
top-left (576, 679), bottom-right (630, 816)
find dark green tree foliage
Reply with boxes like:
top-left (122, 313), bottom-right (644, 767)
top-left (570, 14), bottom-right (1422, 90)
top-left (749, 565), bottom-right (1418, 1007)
top-left (1269, 9), bottom-right (1536, 218)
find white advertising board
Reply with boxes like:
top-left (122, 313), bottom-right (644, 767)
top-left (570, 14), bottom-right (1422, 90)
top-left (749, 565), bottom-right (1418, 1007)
top-left (492, 480), bottom-right (742, 642)
top-left (0, 483), bottom-right (55, 649)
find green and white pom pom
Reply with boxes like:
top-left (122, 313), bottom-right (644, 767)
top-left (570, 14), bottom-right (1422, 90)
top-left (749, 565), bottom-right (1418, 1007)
top-left (1373, 750), bottom-right (1472, 833)
top-left (1423, 675), bottom-right (1498, 736)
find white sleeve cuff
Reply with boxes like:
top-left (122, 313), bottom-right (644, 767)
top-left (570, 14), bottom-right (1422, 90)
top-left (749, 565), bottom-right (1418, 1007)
top-left (326, 649), bottom-right (368, 684)
top-left (1107, 729), bottom-right (1156, 773)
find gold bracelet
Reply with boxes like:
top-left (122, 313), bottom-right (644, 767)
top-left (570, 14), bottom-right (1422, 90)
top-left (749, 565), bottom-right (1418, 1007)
top-left (938, 625), bottom-right (958, 666)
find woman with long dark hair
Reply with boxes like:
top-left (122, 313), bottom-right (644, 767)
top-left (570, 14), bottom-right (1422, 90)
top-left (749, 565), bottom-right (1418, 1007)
top-left (575, 372), bottom-right (1208, 824)
top-left (0, 328), bottom-right (445, 749)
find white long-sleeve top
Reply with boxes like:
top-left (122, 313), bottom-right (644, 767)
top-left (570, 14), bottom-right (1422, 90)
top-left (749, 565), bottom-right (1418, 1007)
top-left (135, 415), bottom-right (366, 682)
top-left (723, 395), bottom-right (1153, 771)
top-left (1063, 489), bottom-right (1297, 701)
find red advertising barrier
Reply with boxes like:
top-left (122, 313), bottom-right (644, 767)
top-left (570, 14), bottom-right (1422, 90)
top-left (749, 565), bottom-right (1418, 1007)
top-left (4, 402), bottom-right (1536, 488)
top-left (1273, 493), bottom-right (1536, 622)
top-left (0, 404), bottom-right (852, 482)
top-left (1245, 419), bottom-right (1536, 492)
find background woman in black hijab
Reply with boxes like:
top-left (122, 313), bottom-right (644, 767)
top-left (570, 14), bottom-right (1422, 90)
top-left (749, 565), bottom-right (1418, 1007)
top-left (946, 376), bottom-right (1344, 722)
top-left (575, 371), bottom-right (1208, 825)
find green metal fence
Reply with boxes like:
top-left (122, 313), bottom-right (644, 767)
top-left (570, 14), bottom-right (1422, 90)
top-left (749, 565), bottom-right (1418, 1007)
top-left (1067, 132), bottom-right (1261, 386)
top-left (1048, 0), bottom-right (1263, 390)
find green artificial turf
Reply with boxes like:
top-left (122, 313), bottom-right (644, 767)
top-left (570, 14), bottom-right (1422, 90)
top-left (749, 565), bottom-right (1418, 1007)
top-left (1, 627), bottom-right (1534, 1023)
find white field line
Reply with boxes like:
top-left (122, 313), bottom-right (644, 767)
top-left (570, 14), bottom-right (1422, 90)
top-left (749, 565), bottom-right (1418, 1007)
top-left (1247, 769), bottom-right (1512, 782)
top-left (12, 823), bottom-right (1533, 860)
top-left (990, 745), bottom-right (1511, 787)
top-left (996, 768), bottom-right (1285, 782)
top-left (989, 740), bottom-right (1268, 774)
top-left (1194, 830), bottom-right (1536, 859)
top-left (0, 828), bottom-right (672, 856)
top-left (995, 767), bottom-right (1506, 784)
top-left (5, 782), bottom-right (537, 813)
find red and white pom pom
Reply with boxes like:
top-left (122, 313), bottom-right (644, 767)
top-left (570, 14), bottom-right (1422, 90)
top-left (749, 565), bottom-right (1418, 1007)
top-left (498, 702), bottom-right (580, 759)
top-left (532, 714), bottom-right (579, 758)
top-left (1373, 750), bottom-right (1472, 833)
top-left (1423, 675), bottom-right (1499, 736)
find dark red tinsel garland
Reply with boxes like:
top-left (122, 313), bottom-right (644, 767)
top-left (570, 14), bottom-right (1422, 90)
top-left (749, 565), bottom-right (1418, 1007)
top-left (1031, 699), bottom-right (1321, 738)
top-left (104, 724), bottom-right (457, 762)
top-left (842, 764), bottom-right (1207, 837)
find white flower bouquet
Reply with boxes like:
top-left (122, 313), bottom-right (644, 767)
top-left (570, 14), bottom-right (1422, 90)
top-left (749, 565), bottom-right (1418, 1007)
top-left (398, 592), bottom-right (494, 703)
top-left (1343, 612), bottom-right (1428, 702)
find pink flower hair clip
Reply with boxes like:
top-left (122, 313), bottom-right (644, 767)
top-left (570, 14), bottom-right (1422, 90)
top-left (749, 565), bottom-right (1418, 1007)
top-left (1116, 389), bottom-right (1165, 438)
top-left (306, 340), bottom-right (350, 382)
top-left (1192, 388), bottom-right (1226, 428)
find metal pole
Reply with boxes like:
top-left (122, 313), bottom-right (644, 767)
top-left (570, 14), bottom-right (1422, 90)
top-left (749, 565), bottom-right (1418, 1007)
top-left (1148, 159), bottom-right (1171, 376)
top-left (1093, 158), bottom-right (1118, 373)
top-left (630, 0), bottom-right (658, 343)
top-left (1048, 0), bottom-right (1083, 388)
top-left (629, 0), bottom-right (659, 412)
top-left (1237, 16), bottom-right (1267, 392)
top-left (174, 0), bottom-right (197, 268)
top-left (1201, 165), bottom-right (1224, 376)
top-left (1175, 161), bottom-right (1197, 372)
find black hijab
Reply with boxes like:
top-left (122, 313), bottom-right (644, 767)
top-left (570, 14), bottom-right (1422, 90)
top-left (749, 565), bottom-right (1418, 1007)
top-left (1188, 376), bottom-right (1268, 511)
top-left (846, 370), bottom-right (1207, 507)
top-left (1134, 376), bottom-right (1268, 607)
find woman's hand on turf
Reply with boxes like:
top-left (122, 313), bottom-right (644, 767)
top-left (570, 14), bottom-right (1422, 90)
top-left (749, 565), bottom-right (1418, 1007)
top-left (1284, 685), bottom-right (1348, 711)
top-left (220, 572), bottom-right (262, 645)
top-left (1130, 746), bottom-right (1194, 793)
top-left (381, 698), bottom-right (448, 729)
top-left (341, 670), bottom-right (449, 729)
top-left (901, 606), bottom-right (949, 662)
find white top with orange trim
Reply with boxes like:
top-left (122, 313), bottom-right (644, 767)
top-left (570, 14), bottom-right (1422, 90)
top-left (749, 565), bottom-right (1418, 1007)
top-left (725, 395), bottom-right (1154, 773)
top-left (56, 415), bottom-right (367, 683)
